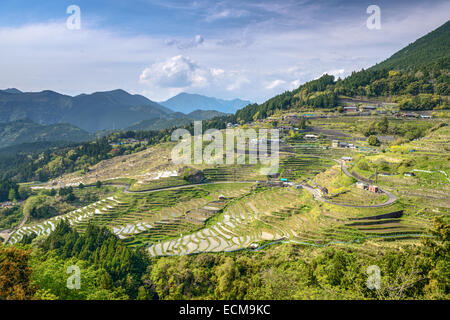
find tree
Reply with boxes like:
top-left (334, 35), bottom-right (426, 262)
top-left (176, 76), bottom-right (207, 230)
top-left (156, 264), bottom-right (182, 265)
top-left (18, 186), bottom-right (31, 200)
top-left (96, 181), bottom-right (102, 188)
top-left (367, 135), bottom-right (381, 146)
top-left (421, 217), bottom-right (450, 299)
top-left (8, 188), bottom-right (17, 202)
top-left (0, 245), bottom-right (36, 300)
top-left (376, 117), bottom-right (389, 134)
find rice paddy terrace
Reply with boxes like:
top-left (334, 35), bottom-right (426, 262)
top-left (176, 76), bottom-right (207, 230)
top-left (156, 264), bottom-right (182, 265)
top-left (280, 140), bottom-right (354, 181)
top-left (8, 180), bottom-right (426, 255)
top-left (7, 127), bottom-right (446, 255)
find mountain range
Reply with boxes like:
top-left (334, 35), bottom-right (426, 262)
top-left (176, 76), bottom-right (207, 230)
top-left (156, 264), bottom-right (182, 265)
top-left (0, 106), bottom-right (227, 149)
top-left (0, 89), bottom-right (242, 134)
top-left (160, 92), bottom-right (251, 114)
top-left (0, 89), bottom-right (171, 133)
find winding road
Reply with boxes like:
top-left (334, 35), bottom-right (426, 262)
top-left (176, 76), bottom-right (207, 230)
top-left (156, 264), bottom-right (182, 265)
top-left (2, 168), bottom-right (398, 244)
top-left (304, 160), bottom-right (397, 208)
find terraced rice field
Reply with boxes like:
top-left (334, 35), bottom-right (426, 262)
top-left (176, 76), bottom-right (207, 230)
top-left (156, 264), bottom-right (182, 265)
top-left (147, 187), bottom-right (309, 256)
top-left (203, 165), bottom-right (265, 181)
top-left (8, 196), bottom-right (124, 244)
top-left (9, 183), bottom-right (255, 248)
top-left (145, 186), bottom-right (391, 256)
top-left (145, 184), bottom-right (417, 256)
top-left (345, 210), bottom-right (426, 238)
top-left (329, 187), bottom-right (388, 206)
top-left (280, 141), bottom-right (354, 181)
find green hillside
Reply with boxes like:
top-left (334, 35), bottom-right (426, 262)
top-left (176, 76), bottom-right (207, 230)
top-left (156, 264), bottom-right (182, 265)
top-left (0, 119), bottom-right (92, 148)
top-left (371, 20), bottom-right (450, 71)
top-left (236, 21), bottom-right (449, 121)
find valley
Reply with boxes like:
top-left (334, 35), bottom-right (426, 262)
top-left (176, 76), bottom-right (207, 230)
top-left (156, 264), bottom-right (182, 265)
top-left (0, 16), bottom-right (449, 301)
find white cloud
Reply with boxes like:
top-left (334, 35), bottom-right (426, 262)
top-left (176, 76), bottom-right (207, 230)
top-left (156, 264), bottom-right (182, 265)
top-left (226, 75), bottom-right (250, 91)
top-left (140, 55), bottom-right (209, 88)
top-left (210, 68), bottom-right (225, 76)
top-left (266, 79), bottom-right (286, 90)
top-left (322, 69), bottom-right (345, 79)
top-left (289, 80), bottom-right (301, 90)
top-left (205, 9), bottom-right (249, 22)
top-left (0, 1), bottom-right (449, 103)
top-left (139, 56), bottom-right (249, 98)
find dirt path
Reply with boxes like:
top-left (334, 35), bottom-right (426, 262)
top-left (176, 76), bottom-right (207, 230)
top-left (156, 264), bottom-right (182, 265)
top-left (1, 211), bottom-right (29, 244)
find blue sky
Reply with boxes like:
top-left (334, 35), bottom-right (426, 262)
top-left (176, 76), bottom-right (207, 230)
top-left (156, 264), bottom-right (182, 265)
top-left (0, 0), bottom-right (449, 102)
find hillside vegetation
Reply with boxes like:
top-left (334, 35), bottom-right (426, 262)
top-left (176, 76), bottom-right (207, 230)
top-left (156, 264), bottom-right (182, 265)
top-left (0, 119), bottom-right (92, 148)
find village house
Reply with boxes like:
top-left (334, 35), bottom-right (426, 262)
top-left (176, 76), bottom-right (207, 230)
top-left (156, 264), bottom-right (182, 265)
top-left (368, 185), bottom-right (379, 193)
top-left (0, 201), bottom-right (14, 209)
top-left (361, 105), bottom-right (376, 111)
top-left (344, 106), bottom-right (358, 112)
top-left (304, 134), bottom-right (319, 139)
top-left (278, 125), bottom-right (294, 131)
top-left (331, 140), bottom-right (340, 148)
top-left (284, 114), bottom-right (299, 120)
top-left (341, 156), bottom-right (353, 162)
top-left (356, 181), bottom-right (368, 190)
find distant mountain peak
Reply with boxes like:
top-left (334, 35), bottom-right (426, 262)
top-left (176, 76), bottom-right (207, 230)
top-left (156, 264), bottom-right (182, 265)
top-left (160, 92), bottom-right (251, 114)
top-left (1, 88), bottom-right (22, 94)
top-left (0, 88), bottom-right (172, 132)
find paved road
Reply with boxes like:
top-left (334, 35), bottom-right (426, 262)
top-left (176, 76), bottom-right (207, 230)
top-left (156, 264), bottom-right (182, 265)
top-left (3, 170), bottom-right (396, 245)
top-left (106, 180), bottom-right (256, 194)
top-left (314, 160), bottom-right (397, 208)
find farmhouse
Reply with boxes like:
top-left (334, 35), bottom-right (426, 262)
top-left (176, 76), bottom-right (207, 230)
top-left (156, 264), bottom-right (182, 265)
top-left (356, 181), bottom-right (368, 190)
top-left (344, 106), bottom-right (358, 112)
top-left (0, 201), bottom-right (14, 208)
top-left (362, 105), bottom-right (376, 111)
top-left (368, 185), bottom-right (379, 193)
top-left (284, 114), bottom-right (300, 121)
top-left (331, 140), bottom-right (340, 148)
top-left (278, 125), bottom-right (294, 131)
top-left (304, 134), bottom-right (319, 139)
top-left (341, 156), bottom-right (353, 162)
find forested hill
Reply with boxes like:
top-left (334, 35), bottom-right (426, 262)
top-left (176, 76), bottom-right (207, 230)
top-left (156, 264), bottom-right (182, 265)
top-left (0, 89), bottom-right (171, 132)
top-left (235, 21), bottom-right (449, 122)
top-left (370, 20), bottom-right (450, 71)
top-left (0, 119), bottom-right (92, 148)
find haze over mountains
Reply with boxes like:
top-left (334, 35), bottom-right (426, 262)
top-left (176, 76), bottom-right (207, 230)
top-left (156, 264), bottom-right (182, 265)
top-left (0, 89), bottom-right (234, 148)
top-left (0, 89), bottom-right (170, 132)
top-left (160, 92), bottom-right (251, 114)
top-left (1, 20), bottom-right (448, 150)
top-left (0, 89), bottom-right (239, 133)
